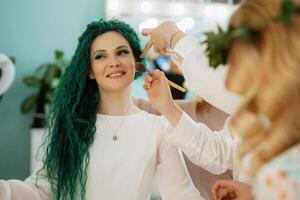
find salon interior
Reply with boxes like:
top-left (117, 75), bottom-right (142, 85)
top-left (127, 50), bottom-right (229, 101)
top-left (1, 0), bottom-right (239, 199)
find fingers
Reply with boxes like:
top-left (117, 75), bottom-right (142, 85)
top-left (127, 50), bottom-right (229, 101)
top-left (151, 69), bottom-right (165, 80)
top-left (143, 70), bottom-right (165, 91)
top-left (143, 84), bottom-right (148, 91)
top-left (213, 180), bottom-right (240, 200)
top-left (140, 28), bottom-right (154, 58)
top-left (144, 74), bottom-right (154, 90)
top-left (154, 45), bottom-right (168, 55)
top-left (142, 28), bottom-right (153, 36)
top-left (212, 180), bottom-right (230, 200)
top-left (140, 39), bottom-right (153, 58)
top-left (154, 46), bottom-right (161, 55)
top-left (141, 29), bottom-right (171, 57)
top-left (217, 188), bottom-right (230, 200)
top-left (212, 182), bottom-right (221, 200)
top-left (152, 38), bottom-right (169, 55)
top-left (212, 183), bottom-right (218, 200)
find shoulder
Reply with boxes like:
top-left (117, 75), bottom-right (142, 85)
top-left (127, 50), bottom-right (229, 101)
top-left (140, 111), bottom-right (167, 125)
top-left (141, 111), bottom-right (172, 142)
top-left (140, 110), bottom-right (160, 122)
top-left (254, 144), bottom-right (300, 200)
top-left (261, 144), bottom-right (300, 174)
top-left (137, 111), bottom-right (168, 132)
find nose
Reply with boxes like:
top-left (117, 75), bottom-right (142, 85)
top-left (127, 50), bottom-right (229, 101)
top-left (108, 56), bottom-right (121, 68)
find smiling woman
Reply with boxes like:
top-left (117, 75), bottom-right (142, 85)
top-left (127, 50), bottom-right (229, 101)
top-left (89, 32), bottom-right (137, 94)
top-left (0, 19), bottom-right (204, 200)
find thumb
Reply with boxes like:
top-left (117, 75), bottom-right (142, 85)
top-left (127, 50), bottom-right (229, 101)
top-left (151, 70), bottom-right (166, 81)
top-left (142, 28), bottom-right (154, 36)
top-left (140, 39), bottom-right (153, 58)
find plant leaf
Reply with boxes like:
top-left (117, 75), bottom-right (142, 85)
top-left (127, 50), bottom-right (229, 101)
top-left (273, 0), bottom-right (294, 25)
top-left (35, 63), bottom-right (51, 74)
top-left (23, 76), bottom-right (41, 87)
top-left (202, 26), bottom-right (230, 69)
top-left (45, 90), bottom-right (53, 104)
top-left (44, 65), bottom-right (60, 85)
top-left (55, 50), bottom-right (64, 61)
top-left (21, 94), bottom-right (37, 114)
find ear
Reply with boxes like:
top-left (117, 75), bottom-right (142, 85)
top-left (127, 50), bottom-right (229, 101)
top-left (89, 71), bottom-right (95, 79)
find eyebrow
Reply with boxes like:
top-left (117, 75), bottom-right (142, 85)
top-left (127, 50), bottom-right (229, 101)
top-left (116, 45), bottom-right (129, 50)
top-left (93, 45), bottom-right (129, 53)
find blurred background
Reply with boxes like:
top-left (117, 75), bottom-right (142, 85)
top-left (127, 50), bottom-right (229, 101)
top-left (0, 0), bottom-right (238, 198)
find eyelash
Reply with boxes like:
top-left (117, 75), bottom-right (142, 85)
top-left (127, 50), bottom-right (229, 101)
top-left (94, 49), bottom-right (130, 60)
top-left (117, 49), bottom-right (130, 56)
top-left (95, 54), bottom-right (105, 60)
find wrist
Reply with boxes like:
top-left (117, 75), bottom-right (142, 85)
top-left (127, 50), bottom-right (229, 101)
top-left (160, 101), bottom-right (175, 115)
top-left (160, 102), bottom-right (183, 127)
top-left (170, 31), bottom-right (185, 49)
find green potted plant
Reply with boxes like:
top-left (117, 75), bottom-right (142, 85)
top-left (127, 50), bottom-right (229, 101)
top-left (21, 50), bottom-right (68, 128)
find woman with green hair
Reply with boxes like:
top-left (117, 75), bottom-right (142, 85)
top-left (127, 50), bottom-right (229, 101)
top-left (0, 19), bottom-right (204, 200)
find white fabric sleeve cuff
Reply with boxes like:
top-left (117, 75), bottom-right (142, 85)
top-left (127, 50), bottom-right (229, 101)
top-left (174, 36), bottom-right (200, 58)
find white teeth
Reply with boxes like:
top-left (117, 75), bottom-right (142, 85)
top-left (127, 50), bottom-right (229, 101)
top-left (108, 72), bottom-right (124, 77)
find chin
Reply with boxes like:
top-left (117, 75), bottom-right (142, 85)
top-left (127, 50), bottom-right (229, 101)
top-left (103, 79), bottom-right (133, 92)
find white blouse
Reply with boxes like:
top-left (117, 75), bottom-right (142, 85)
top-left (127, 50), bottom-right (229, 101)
top-left (0, 111), bottom-right (204, 200)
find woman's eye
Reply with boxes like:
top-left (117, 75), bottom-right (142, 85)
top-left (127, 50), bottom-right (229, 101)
top-left (117, 49), bottom-right (130, 56)
top-left (94, 53), bottom-right (105, 60)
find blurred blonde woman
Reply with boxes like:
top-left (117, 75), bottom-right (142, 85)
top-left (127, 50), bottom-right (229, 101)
top-left (211, 0), bottom-right (300, 199)
top-left (143, 0), bottom-right (300, 199)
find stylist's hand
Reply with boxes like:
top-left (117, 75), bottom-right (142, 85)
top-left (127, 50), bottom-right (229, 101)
top-left (212, 180), bottom-right (253, 200)
top-left (144, 70), bottom-right (183, 127)
top-left (144, 70), bottom-right (173, 114)
top-left (140, 21), bottom-right (185, 57)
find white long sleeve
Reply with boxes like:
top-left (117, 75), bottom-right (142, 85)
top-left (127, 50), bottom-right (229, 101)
top-left (0, 180), bottom-right (37, 200)
top-left (155, 117), bottom-right (205, 200)
top-left (0, 167), bottom-right (53, 200)
top-left (169, 112), bottom-right (234, 175)
top-left (174, 36), bottom-right (242, 115)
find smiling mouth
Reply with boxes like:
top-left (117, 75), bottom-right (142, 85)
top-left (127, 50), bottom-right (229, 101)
top-left (106, 71), bottom-right (126, 79)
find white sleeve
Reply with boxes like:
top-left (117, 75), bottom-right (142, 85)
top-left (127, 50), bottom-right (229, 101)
top-left (169, 112), bottom-right (234, 175)
top-left (155, 117), bottom-right (205, 200)
top-left (173, 36), bottom-right (242, 114)
top-left (0, 167), bottom-right (54, 200)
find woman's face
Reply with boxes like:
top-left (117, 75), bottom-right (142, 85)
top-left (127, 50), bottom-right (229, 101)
top-left (89, 31), bottom-right (136, 93)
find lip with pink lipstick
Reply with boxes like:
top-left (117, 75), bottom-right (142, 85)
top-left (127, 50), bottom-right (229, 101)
top-left (106, 70), bottom-right (126, 79)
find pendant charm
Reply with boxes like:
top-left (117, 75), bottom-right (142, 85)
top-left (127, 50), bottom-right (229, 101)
top-left (113, 135), bottom-right (118, 141)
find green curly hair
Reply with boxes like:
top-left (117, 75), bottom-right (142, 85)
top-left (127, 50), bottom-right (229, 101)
top-left (41, 19), bottom-right (144, 200)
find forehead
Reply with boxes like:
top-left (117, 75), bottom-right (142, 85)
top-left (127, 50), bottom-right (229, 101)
top-left (91, 31), bottom-right (130, 51)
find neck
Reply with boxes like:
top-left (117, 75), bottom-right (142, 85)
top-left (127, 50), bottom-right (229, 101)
top-left (98, 86), bottom-right (140, 115)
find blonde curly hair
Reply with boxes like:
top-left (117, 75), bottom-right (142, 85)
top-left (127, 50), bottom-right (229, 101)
top-left (225, 0), bottom-right (300, 178)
